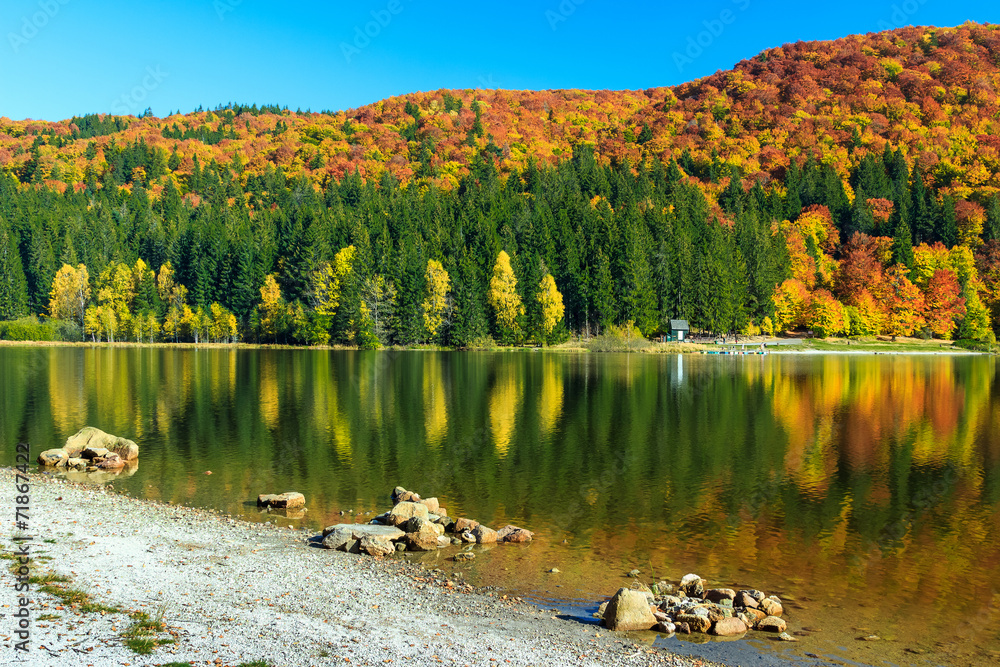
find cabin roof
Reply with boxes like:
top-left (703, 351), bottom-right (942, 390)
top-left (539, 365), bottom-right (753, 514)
top-left (669, 319), bottom-right (690, 331)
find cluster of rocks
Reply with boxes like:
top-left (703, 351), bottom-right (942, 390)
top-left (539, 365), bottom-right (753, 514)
top-left (320, 486), bottom-right (533, 558)
top-left (37, 427), bottom-right (139, 472)
top-left (257, 492), bottom-right (306, 509)
top-left (599, 573), bottom-right (792, 640)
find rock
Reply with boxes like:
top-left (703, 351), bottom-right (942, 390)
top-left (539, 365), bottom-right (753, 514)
top-left (454, 517), bottom-right (480, 533)
top-left (471, 525), bottom-right (498, 544)
top-left (710, 617), bottom-right (748, 637)
top-left (37, 449), bottom-right (68, 466)
top-left (398, 491), bottom-right (421, 503)
top-left (421, 497), bottom-right (440, 514)
top-left (679, 573), bottom-right (705, 598)
top-left (436, 506), bottom-right (448, 517)
top-left (756, 616), bottom-right (787, 633)
top-left (627, 569), bottom-right (641, 578)
top-left (778, 632), bottom-right (798, 642)
top-left (358, 535), bottom-right (395, 557)
top-left (760, 597), bottom-right (784, 617)
top-left (675, 614), bottom-right (711, 633)
top-left (734, 591), bottom-right (760, 609)
top-left (459, 531), bottom-right (476, 543)
top-left (387, 501), bottom-right (429, 527)
top-left (257, 492), bottom-right (305, 509)
top-left (602, 588), bottom-right (657, 631)
top-left (404, 522), bottom-right (440, 551)
top-left (106, 439), bottom-right (139, 461)
top-left (391, 486), bottom-right (407, 502)
top-left (741, 589), bottom-right (766, 602)
top-left (437, 517), bottom-right (457, 532)
top-left (742, 607), bottom-right (767, 626)
top-left (704, 588), bottom-right (736, 603)
top-left (66, 458), bottom-right (87, 469)
top-left (548, 568), bottom-right (560, 573)
top-left (659, 595), bottom-right (682, 608)
top-left (653, 611), bottom-right (670, 623)
top-left (321, 524), bottom-right (404, 540)
top-left (95, 453), bottom-right (125, 470)
top-left (82, 446), bottom-right (110, 460)
top-left (651, 581), bottom-right (674, 596)
top-left (321, 527), bottom-right (359, 552)
top-left (674, 621), bottom-right (691, 634)
top-left (64, 427), bottom-right (139, 460)
top-left (496, 525), bottom-right (534, 543)
top-left (654, 621), bottom-right (675, 634)
top-left (395, 543), bottom-right (406, 552)
top-left (454, 552), bottom-right (475, 562)
top-left (435, 535), bottom-right (451, 547)
top-left (402, 517), bottom-right (429, 533)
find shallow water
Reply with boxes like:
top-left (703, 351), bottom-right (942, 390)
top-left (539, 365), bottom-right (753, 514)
top-left (3, 346), bottom-right (999, 666)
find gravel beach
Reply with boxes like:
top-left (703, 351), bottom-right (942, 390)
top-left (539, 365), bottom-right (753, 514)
top-left (0, 470), bottom-right (724, 667)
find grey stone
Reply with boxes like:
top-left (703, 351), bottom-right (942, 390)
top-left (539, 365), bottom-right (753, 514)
top-left (320, 524), bottom-right (404, 541)
top-left (358, 535), bottom-right (395, 557)
top-left (602, 588), bottom-right (657, 631)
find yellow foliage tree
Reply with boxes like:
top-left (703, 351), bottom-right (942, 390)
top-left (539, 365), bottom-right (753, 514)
top-left (422, 259), bottom-right (451, 342)
top-left (536, 273), bottom-right (564, 341)
top-left (259, 274), bottom-right (286, 342)
top-left (48, 263), bottom-right (90, 328)
top-left (488, 251), bottom-right (523, 344)
top-left (310, 245), bottom-right (355, 315)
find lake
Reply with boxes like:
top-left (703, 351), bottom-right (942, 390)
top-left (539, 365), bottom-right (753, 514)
top-left (3, 346), bottom-right (998, 666)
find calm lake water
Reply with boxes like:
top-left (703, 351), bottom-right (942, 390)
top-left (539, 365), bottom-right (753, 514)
top-left (3, 346), bottom-right (999, 666)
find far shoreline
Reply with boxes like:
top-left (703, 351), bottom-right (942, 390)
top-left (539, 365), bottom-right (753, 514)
top-left (0, 336), bottom-right (993, 355)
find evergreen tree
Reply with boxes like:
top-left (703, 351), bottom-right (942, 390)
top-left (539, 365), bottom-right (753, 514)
top-left (0, 222), bottom-right (28, 320)
top-left (939, 195), bottom-right (959, 248)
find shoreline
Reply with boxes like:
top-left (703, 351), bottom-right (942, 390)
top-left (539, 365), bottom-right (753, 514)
top-left (1, 470), bottom-right (723, 667)
top-left (0, 338), bottom-right (991, 356)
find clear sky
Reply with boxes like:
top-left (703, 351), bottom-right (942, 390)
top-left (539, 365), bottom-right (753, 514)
top-left (1, 0), bottom-right (998, 121)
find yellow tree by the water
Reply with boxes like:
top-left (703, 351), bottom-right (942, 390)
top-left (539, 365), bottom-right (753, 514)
top-left (422, 259), bottom-right (451, 342)
top-left (259, 274), bottom-right (286, 341)
top-left (536, 273), bottom-right (564, 342)
top-left (310, 245), bottom-right (355, 315)
top-left (48, 263), bottom-right (90, 328)
top-left (488, 251), bottom-right (522, 344)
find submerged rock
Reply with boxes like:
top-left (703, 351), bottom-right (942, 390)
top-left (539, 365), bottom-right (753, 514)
top-left (257, 492), bottom-right (305, 509)
top-left (496, 525), bottom-right (533, 543)
top-left (757, 616), bottom-right (787, 633)
top-left (710, 617), bottom-right (748, 637)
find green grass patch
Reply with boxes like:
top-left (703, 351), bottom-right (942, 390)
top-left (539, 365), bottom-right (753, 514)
top-left (237, 662), bottom-right (273, 667)
top-left (160, 663), bottom-right (194, 667)
top-left (43, 538), bottom-right (56, 544)
top-left (37, 582), bottom-right (122, 614)
top-left (121, 607), bottom-right (173, 655)
top-left (36, 613), bottom-right (61, 621)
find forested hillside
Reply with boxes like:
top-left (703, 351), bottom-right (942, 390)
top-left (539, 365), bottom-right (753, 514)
top-left (2, 23), bottom-right (1000, 346)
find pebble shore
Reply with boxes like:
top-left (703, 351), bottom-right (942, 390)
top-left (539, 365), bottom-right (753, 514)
top-left (0, 470), bottom-right (725, 667)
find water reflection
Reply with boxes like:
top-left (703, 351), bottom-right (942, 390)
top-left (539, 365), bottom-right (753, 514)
top-left (2, 347), bottom-right (999, 665)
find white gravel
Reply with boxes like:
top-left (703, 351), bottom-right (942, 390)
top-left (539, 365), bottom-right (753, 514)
top-left (0, 470), bottom-right (722, 667)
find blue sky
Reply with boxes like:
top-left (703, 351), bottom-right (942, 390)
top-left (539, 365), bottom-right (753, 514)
top-left (1, 0), bottom-right (998, 121)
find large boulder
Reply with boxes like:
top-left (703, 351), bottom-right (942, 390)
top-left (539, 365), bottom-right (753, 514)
top-left (496, 525), bottom-right (533, 543)
top-left (257, 492), bottom-right (305, 509)
top-left (95, 453), bottom-right (125, 470)
top-left (734, 591), bottom-right (760, 609)
top-left (602, 588), bottom-right (657, 631)
top-left (37, 449), bottom-right (68, 466)
top-left (387, 501), bottom-right (429, 526)
top-left (64, 427), bottom-right (139, 460)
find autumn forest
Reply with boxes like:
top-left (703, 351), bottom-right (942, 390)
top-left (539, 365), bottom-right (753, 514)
top-left (3, 23), bottom-right (1000, 347)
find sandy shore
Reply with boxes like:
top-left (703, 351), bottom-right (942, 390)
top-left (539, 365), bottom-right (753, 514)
top-left (0, 470), bottom-right (722, 667)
